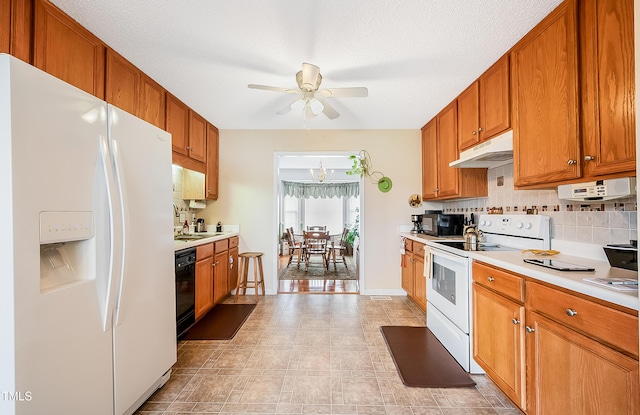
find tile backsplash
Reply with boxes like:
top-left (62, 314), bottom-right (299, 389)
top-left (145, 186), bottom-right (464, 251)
top-left (442, 163), bottom-right (637, 245)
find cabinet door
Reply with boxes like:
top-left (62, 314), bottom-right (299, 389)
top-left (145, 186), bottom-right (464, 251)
top-left (479, 55), bottom-right (510, 140)
top-left (512, 0), bottom-right (580, 187)
top-left (166, 93), bottom-right (190, 156)
top-left (413, 254), bottom-right (426, 312)
top-left (195, 257), bottom-right (213, 320)
top-left (228, 246), bottom-right (238, 294)
top-left (421, 119), bottom-right (438, 200)
top-left (436, 101), bottom-right (460, 198)
top-left (401, 254), bottom-right (413, 296)
top-left (205, 122), bottom-right (219, 200)
top-left (473, 283), bottom-right (525, 409)
top-left (213, 251), bottom-right (229, 304)
top-left (33, 0), bottom-right (105, 99)
top-left (581, 0), bottom-right (636, 178)
top-left (105, 49), bottom-right (139, 116)
top-left (138, 74), bottom-right (165, 129)
top-left (457, 82), bottom-right (480, 151)
top-left (525, 311), bottom-right (640, 415)
top-left (188, 110), bottom-right (207, 163)
top-left (1, 0), bottom-right (9, 53)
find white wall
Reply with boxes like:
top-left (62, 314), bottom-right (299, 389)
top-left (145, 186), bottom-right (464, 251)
top-left (200, 129), bottom-right (437, 294)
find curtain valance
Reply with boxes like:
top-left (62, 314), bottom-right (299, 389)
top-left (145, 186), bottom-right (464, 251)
top-left (282, 180), bottom-right (359, 199)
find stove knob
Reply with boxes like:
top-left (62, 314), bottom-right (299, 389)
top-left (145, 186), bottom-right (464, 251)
top-left (485, 220), bottom-right (491, 226)
top-left (516, 222), bottom-right (523, 229)
top-left (524, 222), bottom-right (532, 229)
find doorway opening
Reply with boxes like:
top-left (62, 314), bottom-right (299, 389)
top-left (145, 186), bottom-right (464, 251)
top-left (274, 152), bottom-right (362, 294)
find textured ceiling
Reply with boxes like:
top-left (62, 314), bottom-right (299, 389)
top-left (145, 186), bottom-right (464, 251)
top-left (50, 0), bottom-right (563, 130)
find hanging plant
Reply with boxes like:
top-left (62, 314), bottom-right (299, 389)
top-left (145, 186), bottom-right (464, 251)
top-left (346, 150), bottom-right (393, 193)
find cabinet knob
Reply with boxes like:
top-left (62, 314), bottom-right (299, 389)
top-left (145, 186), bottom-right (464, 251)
top-left (567, 159), bottom-right (577, 165)
top-left (190, 147), bottom-right (196, 152)
top-left (478, 127), bottom-right (484, 132)
top-left (186, 146), bottom-right (191, 150)
top-left (584, 155), bottom-right (595, 161)
top-left (471, 131), bottom-right (477, 135)
top-left (487, 276), bottom-right (495, 282)
top-left (512, 318), bottom-right (520, 325)
top-left (434, 188), bottom-right (439, 193)
top-left (565, 308), bottom-right (578, 317)
top-left (525, 326), bottom-right (535, 333)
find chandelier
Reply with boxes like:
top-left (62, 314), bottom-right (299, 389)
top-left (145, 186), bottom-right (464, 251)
top-left (309, 159), bottom-right (334, 183)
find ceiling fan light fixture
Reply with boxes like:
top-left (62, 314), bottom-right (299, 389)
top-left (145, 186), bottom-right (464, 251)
top-left (309, 98), bottom-right (324, 115)
top-left (290, 98), bottom-right (305, 112)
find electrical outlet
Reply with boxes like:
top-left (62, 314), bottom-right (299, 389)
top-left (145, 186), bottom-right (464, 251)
top-left (179, 213), bottom-right (186, 222)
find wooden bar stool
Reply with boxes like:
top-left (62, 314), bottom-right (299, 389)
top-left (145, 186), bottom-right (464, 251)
top-left (236, 252), bottom-right (265, 301)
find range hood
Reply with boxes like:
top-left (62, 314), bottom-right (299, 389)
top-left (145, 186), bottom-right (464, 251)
top-left (557, 177), bottom-right (636, 201)
top-left (449, 130), bottom-right (513, 168)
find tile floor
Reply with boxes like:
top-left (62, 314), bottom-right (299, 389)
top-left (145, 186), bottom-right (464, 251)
top-left (137, 294), bottom-right (522, 415)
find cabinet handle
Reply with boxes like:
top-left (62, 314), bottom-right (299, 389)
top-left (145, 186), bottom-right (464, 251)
top-left (471, 131), bottom-right (477, 135)
top-left (433, 188), bottom-right (439, 193)
top-left (565, 308), bottom-right (578, 317)
top-left (190, 147), bottom-right (196, 152)
top-left (525, 326), bottom-right (535, 333)
top-left (487, 276), bottom-right (495, 282)
top-left (186, 146), bottom-right (191, 150)
top-left (478, 127), bottom-right (483, 132)
top-left (567, 159), bottom-right (577, 165)
top-left (512, 318), bottom-right (520, 325)
top-left (584, 155), bottom-right (595, 161)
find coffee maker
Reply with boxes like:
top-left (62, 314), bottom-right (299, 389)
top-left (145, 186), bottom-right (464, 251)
top-left (410, 214), bottom-right (423, 234)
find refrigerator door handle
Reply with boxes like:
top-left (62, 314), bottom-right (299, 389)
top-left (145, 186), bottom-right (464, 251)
top-left (97, 134), bottom-right (121, 332)
top-left (109, 132), bottom-right (128, 327)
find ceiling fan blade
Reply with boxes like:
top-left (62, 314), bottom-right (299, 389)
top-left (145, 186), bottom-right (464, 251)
top-left (317, 97), bottom-right (340, 119)
top-left (318, 87), bottom-right (368, 98)
top-left (301, 63), bottom-right (321, 90)
top-left (248, 84), bottom-right (298, 94)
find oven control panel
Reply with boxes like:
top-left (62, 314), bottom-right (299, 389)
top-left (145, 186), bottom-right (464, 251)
top-left (478, 214), bottom-right (550, 239)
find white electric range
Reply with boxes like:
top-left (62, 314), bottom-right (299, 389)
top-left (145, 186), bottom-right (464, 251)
top-left (425, 214), bottom-right (550, 373)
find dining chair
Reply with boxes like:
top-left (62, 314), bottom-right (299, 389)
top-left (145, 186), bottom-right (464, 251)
top-left (306, 225), bottom-right (327, 231)
top-left (303, 230), bottom-right (330, 271)
top-left (286, 228), bottom-right (304, 267)
top-left (328, 227), bottom-right (350, 270)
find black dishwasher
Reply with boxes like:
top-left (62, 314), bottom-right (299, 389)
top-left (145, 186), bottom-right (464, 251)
top-left (175, 247), bottom-right (196, 339)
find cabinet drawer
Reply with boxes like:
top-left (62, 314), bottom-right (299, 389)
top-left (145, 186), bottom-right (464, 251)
top-left (196, 242), bottom-right (213, 259)
top-left (214, 238), bottom-right (229, 252)
top-left (228, 236), bottom-right (238, 249)
top-left (472, 261), bottom-right (524, 303)
top-left (527, 281), bottom-right (639, 357)
top-left (413, 242), bottom-right (425, 258)
top-left (404, 239), bottom-right (413, 252)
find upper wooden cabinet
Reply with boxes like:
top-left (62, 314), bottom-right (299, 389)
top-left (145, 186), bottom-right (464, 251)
top-left (421, 119), bottom-right (438, 200)
top-left (33, 0), bottom-right (106, 99)
top-left (1, 0), bottom-right (10, 53)
top-left (422, 102), bottom-right (487, 200)
top-left (205, 122), bottom-right (219, 200)
top-left (138, 73), bottom-right (165, 129)
top-left (580, 0), bottom-right (636, 178)
top-left (512, 0), bottom-right (580, 188)
top-left (2, 0), bottom-right (32, 62)
top-left (188, 110), bottom-right (207, 163)
top-left (512, 0), bottom-right (635, 188)
top-left (457, 55), bottom-right (511, 152)
top-left (106, 49), bottom-right (139, 116)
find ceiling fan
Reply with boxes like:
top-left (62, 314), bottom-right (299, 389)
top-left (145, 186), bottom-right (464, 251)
top-left (248, 62), bottom-right (368, 120)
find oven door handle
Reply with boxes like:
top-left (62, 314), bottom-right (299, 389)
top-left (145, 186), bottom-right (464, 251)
top-left (429, 247), bottom-right (469, 266)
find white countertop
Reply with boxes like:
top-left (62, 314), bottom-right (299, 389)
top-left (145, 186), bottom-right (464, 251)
top-left (400, 232), bottom-right (463, 242)
top-left (400, 232), bottom-right (639, 311)
top-left (174, 231), bottom-right (239, 251)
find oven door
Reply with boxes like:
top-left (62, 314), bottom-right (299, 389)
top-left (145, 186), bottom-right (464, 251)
top-left (427, 247), bottom-right (470, 333)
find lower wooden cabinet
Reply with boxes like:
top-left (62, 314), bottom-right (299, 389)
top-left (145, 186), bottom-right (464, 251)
top-left (228, 244), bottom-right (238, 293)
top-left (195, 243), bottom-right (214, 320)
top-left (473, 283), bottom-right (525, 409)
top-left (401, 240), bottom-right (426, 312)
top-left (525, 311), bottom-right (639, 415)
top-left (472, 260), bottom-right (640, 414)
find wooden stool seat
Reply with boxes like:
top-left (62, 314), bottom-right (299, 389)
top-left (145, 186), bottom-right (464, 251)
top-left (236, 252), bottom-right (265, 301)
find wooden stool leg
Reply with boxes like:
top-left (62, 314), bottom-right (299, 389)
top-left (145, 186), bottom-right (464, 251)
top-left (235, 256), bottom-right (244, 299)
top-left (257, 256), bottom-right (265, 296)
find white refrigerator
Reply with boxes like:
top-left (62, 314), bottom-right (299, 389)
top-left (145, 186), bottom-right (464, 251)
top-left (0, 54), bottom-right (176, 414)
